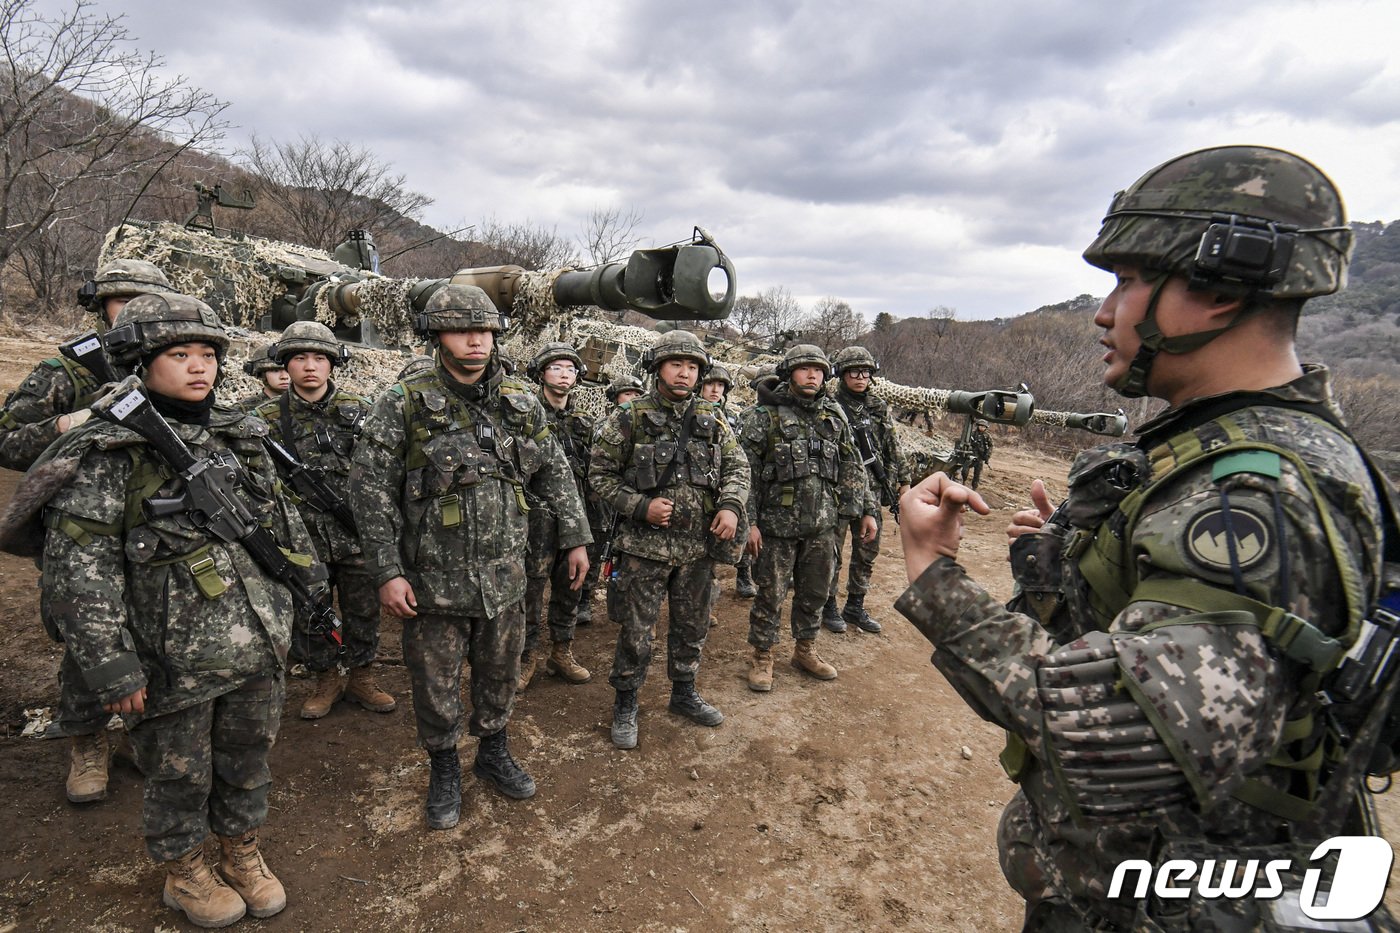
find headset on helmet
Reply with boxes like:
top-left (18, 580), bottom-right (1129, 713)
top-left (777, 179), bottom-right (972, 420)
top-left (412, 283), bottom-right (509, 337)
top-left (104, 293), bottom-right (229, 369)
top-left (78, 259), bottom-right (173, 315)
top-left (242, 344), bottom-right (283, 378)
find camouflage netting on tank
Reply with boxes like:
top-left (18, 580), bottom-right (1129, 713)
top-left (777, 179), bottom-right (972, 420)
top-left (311, 275), bottom-right (420, 347)
top-left (99, 222), bottom-right (336, 330)
top-left (510, 269), bottom-right (570, 340)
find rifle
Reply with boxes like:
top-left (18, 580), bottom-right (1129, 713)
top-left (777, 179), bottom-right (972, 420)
top-left (850, 419), bottom-right (900, 524)
top-left (263, 437), bottom-right (359, 536)
top-left (90, 377), bottom-right (344, 653)
top-left (60, 332), bottom-right (124, 385)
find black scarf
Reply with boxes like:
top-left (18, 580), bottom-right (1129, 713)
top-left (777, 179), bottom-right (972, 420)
top-left (147, 388), bottom-right (215, 426)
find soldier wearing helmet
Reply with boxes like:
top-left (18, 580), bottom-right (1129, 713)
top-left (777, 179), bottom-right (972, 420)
top-left (820, 345), bottom-right (909, 635)
top-left (727, 362), bottom-right (783, 601)
top-left (0, 257), bottom-right (174, 808)
top-left (739, 344), bottom-right (877, 692)
top-left (349, 284), bottom-right (590, 829)
top-left (236, 345), bottom-right (290, 413)
top-left (589, 330), bottom-right (750, 749)
top-left (605, 374), bottom-right (645, 409)
top-left (897, 147), bottom-right (1388, 930)
top-left (517, 342), bottom-right (596, 691)
top-left (30, 292), bottom-right (319, 925)
top-left (954, 419), bottom-right (993, 490)
top-left (254, 322), bottom-right (393, 720)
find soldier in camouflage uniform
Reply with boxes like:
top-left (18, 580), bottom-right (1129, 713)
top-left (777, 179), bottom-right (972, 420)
top-left (0, 258), bottom-right (172, 805)
top-left (698, 361), bottom-right (741, 618)
top-left (896, 147), bottom-right (1388, 931)
top-left (235, 346), bottom-right (289, 413)
top-left (580, 375), bottom-right (647, 625)
top-left (255, 322), bottom-right (394, 719)
top-left (822, 346), bottom-right (909, 635)
top-left (32, 294), bottom-right (314, 926)
top-left (518, 342), bottom-right (596, 690)
top-left (350, 285), bottom-right (590, 830)
top-left (730, 365), bottom-right (781, 600)
top-left (954, 419), bottom-right (993, 488)
top-left (741, 345), bottom-right (877, 692)
top-left (590, 331), bottom-right (750, 749)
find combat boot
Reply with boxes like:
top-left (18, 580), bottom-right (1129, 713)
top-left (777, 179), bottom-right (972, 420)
top-left (611, 689), bottom-right (639, 749)
top-left (747, 647), bottom-right (774, 693)
top-left (163, 843), bottom-right (246, 928)
top-left (299, 669), bottom-right (346, 720)
top-left (345, 666), bottom-right (396, 712)
top-left (65, 731), bottom-right (109, 803)
top-left (474, 730), bottom-right (536, 799)
top-left (841, 594), bottom-right (882, 634)
top-left (792, 638), bottom-right (838, 680)
top-left (517, 650), bottom-right (539, 693)
top-left (425, 747), bottom-right (461, 830)
top-left (216, 831), bottom-right (286, 918)
top-left (668, 681), bottom-right (723, 726)
top-left (821, 595), bottom-right (846, 633)
top-left (545, 641), bottom-right (591, 684)
top-left (734, 562), bottom-right (757, 598)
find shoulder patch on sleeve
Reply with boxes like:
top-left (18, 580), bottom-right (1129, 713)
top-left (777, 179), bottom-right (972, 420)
top-left (1185, 505), bottom-right (1273, 573)
top-left (1211, 450), bottom-right (1281, 483)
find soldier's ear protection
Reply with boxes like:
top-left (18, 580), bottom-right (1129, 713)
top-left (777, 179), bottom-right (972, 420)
top-left (102, 324), bottom-right (143, 368)
top-left (1190, 213), bottom-right (1298, 296)
top-left (242, 357), bottom-right (258, 377)
top-left (76, 279), bottom-right (99, 312)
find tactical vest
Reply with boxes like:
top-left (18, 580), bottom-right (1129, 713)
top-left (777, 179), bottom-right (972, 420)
top-left (754, 399), bottom-right (844, 497)
top-left (542, 395), bottom-right (594, 487)
top-left (393, 369), bottom-right (546, 525)
top-left (258, 388), bottom-right (368, 478)
top-left (621, 397), bottom-right (723, 495)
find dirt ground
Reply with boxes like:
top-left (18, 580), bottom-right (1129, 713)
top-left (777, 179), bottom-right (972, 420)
top-left (0, 335), bottom-right (1394, 932)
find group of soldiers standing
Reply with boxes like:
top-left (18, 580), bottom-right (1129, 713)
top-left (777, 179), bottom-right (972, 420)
top-left (0, 269), bottom-right (910, 927)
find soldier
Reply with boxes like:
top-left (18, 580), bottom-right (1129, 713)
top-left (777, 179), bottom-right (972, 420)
top-left (605, 374), bottom-right (645, 410)
top-left (580, 373), bottom-right (647, 625)
top-left (955, 419), bottom-right (993, 489)
top-left (396, 354), bottom-right (437, 382)
top-left (31, 294), bottom-right (314, 926)
top-left (254, 321), bottom-right (394, 719)
top-left (518, 342), bottom-right (595, 690)
top-left (350, 285), bottom-right (590, 830)
top-left (236, 345), bottom-right (289, 413)
top-left (821, 346), bottom-right (909, 635)
top-left (896, 147), bottom-right (1388, 930)
top-left (741, 345), bottom-right (877, 692)
top-left (0, 257), bottom-right (171, 805)
top-left (590, 330), bottom-right (749, 749)
top-left (730, 365), bottom-right (781, 600)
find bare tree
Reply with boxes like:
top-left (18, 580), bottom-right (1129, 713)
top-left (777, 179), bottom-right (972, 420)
top-left (578, 205), bottom-right (643, 265)
top-left (729, 286), bottom-right (804, 341)
top-left (800, 296), bottom-right (865, 352)
top-left (0, 0), bottom-right (228, 314)
top-left (240, 134), bottom-right (432, 251)
top-left (466, 217), bottom-right (581, 270)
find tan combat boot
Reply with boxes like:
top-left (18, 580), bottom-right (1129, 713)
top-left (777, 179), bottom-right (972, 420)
top-left (792, 638), bottom-right (837, 680)
top-left (217, 831), bottom-right (286, 919)
top-left (163, 843), bottom-right (246, 928)
top-left (517, 651), bottom-right (539, 693)
top-left (65, 731), bottom-right (109, 803)
top-left (299, 669), bottom-right (347, 720)
top-left (545, 641), bottom-right (591, 684)
top-left (345, 666), bottom-right (396, 713)
top-left (747, 646), bottom-right (774, 692)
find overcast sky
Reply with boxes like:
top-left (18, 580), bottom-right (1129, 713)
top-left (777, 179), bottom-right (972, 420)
top-left (53, 0), bottom-right (1400, 321)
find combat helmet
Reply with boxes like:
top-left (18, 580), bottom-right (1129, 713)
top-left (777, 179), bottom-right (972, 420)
top-left (605, 375), bottom-right (645, 403)
top-left (1083, 145), bottom-right (1353, 397)
top-left (243, 343), bottom-right (284, 378)
top-left (396, 354), bottom-right (436, 381)
top-left (747, 363), bottom-right (778, 390)
top-left (777, 344), bottom-right (832, 380)
top-left (527, 342), bottom-right (586, 382)
top-left (702, 361), bottom-right (734, 389)
top-left (105, 293), bottom-right (229, 368)
top-left (414, 284), bottom-right (508, 336)
top-left (79, 259), bottom-right (173, 322)
top-left (275, 320), bottom-right (349, 367)
top-left (642, 329), bottom-right (711, 372)
top-left (831, 345), bottom-right (880, 376)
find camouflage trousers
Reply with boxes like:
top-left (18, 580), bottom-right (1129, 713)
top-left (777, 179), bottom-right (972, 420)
top-left (524, 551), bottom-right (585, 654)
top-left (748, 527), bottom-right (839, 649)
top-left (828, 511), bottom-right (883, 600)
top-left (127, 674), bottom-right (285, 862)
top-left (58, 647), bottom-right (109, 736)
top-left (292, 558), bottom-right (380, 672)
top-left (608, 553), bottom-right (715, 692)
top-left (957, 459), bottom-right (985, 489)
top-left (401, 607), bottom-right (525, 750)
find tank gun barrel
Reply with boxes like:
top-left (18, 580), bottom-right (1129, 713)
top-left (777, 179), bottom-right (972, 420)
top-left (1029, 409), bottom-right (1129, 437)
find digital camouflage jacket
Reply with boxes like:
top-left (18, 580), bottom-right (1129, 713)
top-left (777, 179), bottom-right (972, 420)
top-left (0, 355), bottom-right (106, 471)
top-left (255, 382), bottom-right (369, 564)
top-left (38, 406), bottom-right (317, 722)
top-left (894, 366), bottom-right (1384, 928)
top-left (739, 383), bottom-right (875, 539)
top-left (589, 389), bottom-right (749, 566)
top-left (350, 362), bottom-right (591, 617)
top-left (832, 382), bottom-right (909, 506)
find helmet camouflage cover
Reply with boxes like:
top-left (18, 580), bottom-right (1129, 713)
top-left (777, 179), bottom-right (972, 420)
top-left (779, 343), bottom-right (832, 379)
top-left (702, 361), bottom-right (734, 388)
top-left (93, 259), bottom-right (173, 301)
top-left (396, 354), bottom-right (436, 381)
top-left (110, 293), bottom-right (229, 358)
top-left (831, 345), bottom-right (879, 375)
top-left (243, 343), bottom-right (283, 377)
top-left (275, 320), bottom-right (345, 366)
top-left (420, 284), bottom-right (505, 333)
top-left (606, 374), bottom-right (645, 402)
top-left (645, 329), bottom-right (709, 372)
top-left (1083, 145), bottom-right (1353, 299)
top-left (528, 341), bottom-right (585, 381)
